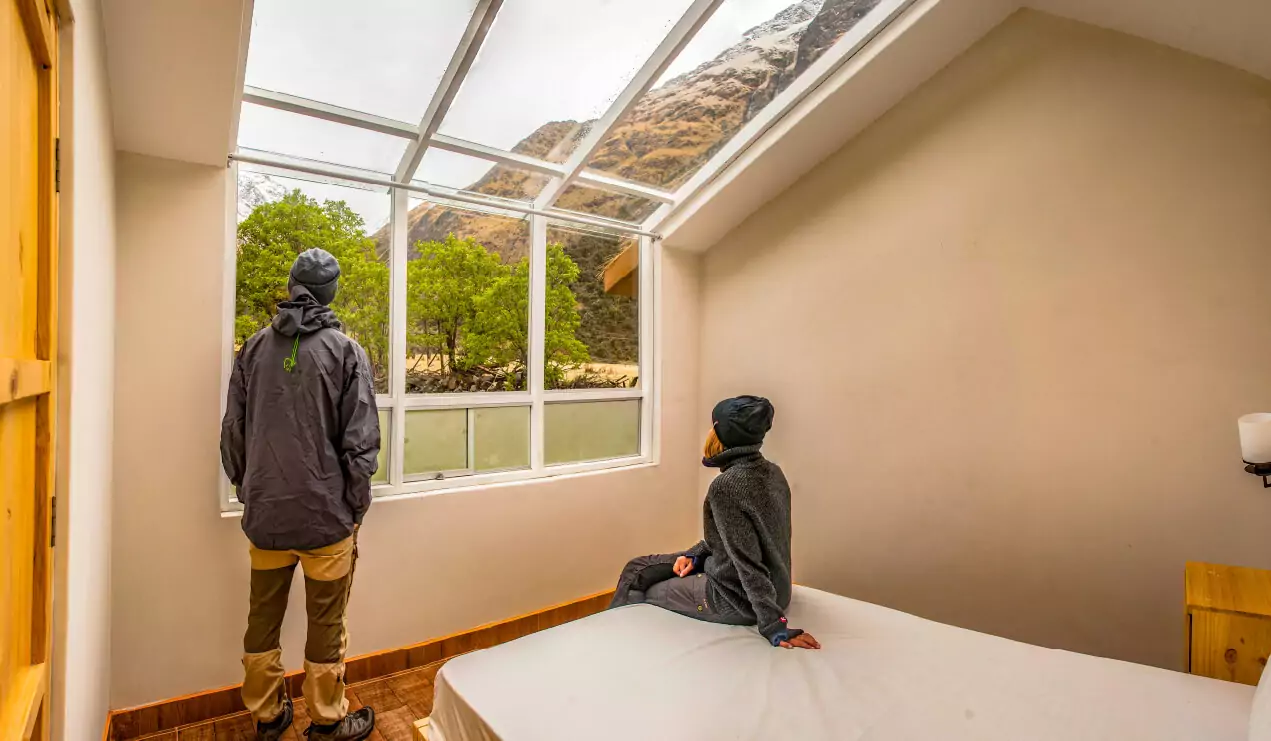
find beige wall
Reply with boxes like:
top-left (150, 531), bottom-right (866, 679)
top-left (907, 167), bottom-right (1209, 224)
top-left (699, 10), bottom-right (1271, 672)
top-left (53, 0), bottom-right (118, 738)
top-left (110, 152), bottom-right (702, 708)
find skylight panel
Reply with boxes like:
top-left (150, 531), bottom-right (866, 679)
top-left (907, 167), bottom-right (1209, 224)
top-left (583, 0), bottom-right (886, 191)
top-left (244, 0), bottom-right (480, 123)
top-left (238, 102), bottom-right (408, 174)
top-left (236, 166), bottom-right (391, 239)
top-left (556, 184), bottom-right (660, 224)
top-left (413, 148), bottom-right (550, 203)
top-left (437, 0), bottom-right (697, 159)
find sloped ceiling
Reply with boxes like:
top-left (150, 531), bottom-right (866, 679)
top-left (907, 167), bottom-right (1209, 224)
top-left (96, 0), bottom-right (1271, 237)
top-left (659, 0), bottom-right (1014, 250)
top-left (101, 0), bottom-right (248, 166)
top-left (660, 0), bottom-right (1271, 250)
top-left (1027, 0), bottom-right (1271, 82)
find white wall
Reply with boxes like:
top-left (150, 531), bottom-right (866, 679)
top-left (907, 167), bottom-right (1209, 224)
top-left (698, 10), bottom-right (1271, 672)
top-left (110, 152), bottom-right (703, 708)
top-left (52, 0), bottom-right (117, 738)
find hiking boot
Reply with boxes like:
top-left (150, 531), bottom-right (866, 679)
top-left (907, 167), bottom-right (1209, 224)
top-left (255, 696), bottom-right (293, 741)
top-left (304, 707), bottom-right (375, 741)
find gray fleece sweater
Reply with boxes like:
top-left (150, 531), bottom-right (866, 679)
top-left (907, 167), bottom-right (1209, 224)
top-left (686, 445), bottom-right (799, 646)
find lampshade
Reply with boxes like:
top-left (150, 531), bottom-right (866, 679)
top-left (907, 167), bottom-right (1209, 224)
top-left (1239, 413), bottom-right (1271, 464)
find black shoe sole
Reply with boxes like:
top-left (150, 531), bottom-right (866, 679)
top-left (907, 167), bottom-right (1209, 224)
top-left (308, 719), bottom-right (374, 741)
top-left (331, 724), bottom-right (375, 741)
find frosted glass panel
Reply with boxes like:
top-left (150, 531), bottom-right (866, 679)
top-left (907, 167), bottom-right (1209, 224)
top-left (545, 400), bottom-right (640, 465)
top-left (404, 409), bottom-right (468, 476)
top-left (371, 410), bottom-right (390, 485)
top-left (473, 406), bottom-right (530, 472)
top-left (404, 406), bottom-right (529, 477)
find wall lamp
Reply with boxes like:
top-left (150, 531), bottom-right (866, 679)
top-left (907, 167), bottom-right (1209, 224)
top-left (1239, 413), bottom-right (1271, 487)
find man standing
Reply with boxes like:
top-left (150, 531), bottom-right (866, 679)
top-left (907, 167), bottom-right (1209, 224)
top-left (221, 248), bottom-right (380, 741)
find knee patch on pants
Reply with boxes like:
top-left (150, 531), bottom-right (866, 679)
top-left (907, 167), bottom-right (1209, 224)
top-left (245, 564), bottom-right (297, 654)
top-left (304, 573), bottom-right (351, 664)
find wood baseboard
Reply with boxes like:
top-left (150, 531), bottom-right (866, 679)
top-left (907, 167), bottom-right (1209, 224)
top-left (107, 589), bottom-right (613, 740)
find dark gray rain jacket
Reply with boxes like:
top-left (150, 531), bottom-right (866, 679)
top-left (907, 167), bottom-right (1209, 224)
top-left (220, 286), bottom-right (380, 551)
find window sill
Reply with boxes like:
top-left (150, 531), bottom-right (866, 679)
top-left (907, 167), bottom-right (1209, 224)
top-left (219, 457), bottom-right (657, 519)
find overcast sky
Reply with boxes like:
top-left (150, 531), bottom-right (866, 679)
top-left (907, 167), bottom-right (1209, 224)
top-left (239, 0), bottom-right (799, 232)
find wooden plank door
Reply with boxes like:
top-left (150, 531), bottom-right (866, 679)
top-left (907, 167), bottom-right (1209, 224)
top-left (1, 0), bottom-right (58, 739)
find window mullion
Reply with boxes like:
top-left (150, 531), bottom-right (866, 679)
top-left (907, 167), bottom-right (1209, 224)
top-left (643, 236), bottom-right (660, 463)
top-left (389, 187), bottom-right (409, 490)
top-left (529, 215), bottom-right (547, 471)
top-left (638, 236), bottom-right (653, 458)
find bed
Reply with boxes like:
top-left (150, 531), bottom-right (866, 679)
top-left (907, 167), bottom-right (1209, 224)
top-left (427, 586), bottom-right (1255, 741)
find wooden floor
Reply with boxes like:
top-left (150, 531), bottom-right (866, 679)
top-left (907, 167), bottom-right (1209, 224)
top-left (119, 661), bottom-right (443, 741)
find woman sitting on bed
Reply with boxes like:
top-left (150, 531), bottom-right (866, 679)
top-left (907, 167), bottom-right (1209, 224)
top-left (610, 395), bottom-right (820, 650)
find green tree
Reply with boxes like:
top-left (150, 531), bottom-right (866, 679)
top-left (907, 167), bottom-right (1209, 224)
top-left (235, 190), bottom-right (389, 386)
top-left (466, 257), bottom-right (529, 378)
top-left (542, 242), bottom-right (591, 383)
top-left (467, 243), bottom-right (590, 387)
top-left (406, 234), bottom-right (504, 373)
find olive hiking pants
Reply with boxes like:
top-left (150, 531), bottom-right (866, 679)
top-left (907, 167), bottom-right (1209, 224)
top-left (242, 533), bottom-right (357, 725)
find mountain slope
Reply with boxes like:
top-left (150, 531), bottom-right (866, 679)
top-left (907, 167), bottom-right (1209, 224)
top-left (379, 0), bottom-right (882, 256)
top-left (590, 0), bottom-right (820, 192)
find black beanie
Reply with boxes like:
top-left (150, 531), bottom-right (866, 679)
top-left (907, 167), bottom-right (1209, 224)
top-left (288, 248), bottom-right (341, 306)
top-left (711, 395), bottom-right (774, 448)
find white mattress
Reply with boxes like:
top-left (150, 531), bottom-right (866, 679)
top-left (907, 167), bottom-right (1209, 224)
top-left (430, 587), bottom-right (1253, 741)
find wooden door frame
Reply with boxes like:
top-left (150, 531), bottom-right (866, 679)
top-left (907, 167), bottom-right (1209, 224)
top-left (3, 0), bottom-right (59, 739)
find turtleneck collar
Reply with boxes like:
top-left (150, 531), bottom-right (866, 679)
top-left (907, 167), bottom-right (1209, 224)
top-left (703, 444), bottom-right (763, 471)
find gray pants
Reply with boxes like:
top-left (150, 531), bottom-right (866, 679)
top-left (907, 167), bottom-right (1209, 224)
top-left (609, 553), bottom-right (750, 626)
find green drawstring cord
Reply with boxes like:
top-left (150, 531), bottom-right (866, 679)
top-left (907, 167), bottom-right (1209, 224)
top-left (283, 334), bottom-right (300, 373)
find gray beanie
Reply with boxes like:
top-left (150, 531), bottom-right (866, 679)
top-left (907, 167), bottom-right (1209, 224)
top-left (288, 248), bottom-right (341, 306)
top-left (712, 395), bottom-right (774, 448)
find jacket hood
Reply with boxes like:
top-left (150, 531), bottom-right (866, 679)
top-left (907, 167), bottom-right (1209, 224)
top-left (271, 285), bottom-right (342, 337)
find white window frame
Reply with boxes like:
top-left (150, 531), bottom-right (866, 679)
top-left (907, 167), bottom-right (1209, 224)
top-left (221, 0), bottom-right (917, 511)
top-left (221, 161), bottom-right (659, 512)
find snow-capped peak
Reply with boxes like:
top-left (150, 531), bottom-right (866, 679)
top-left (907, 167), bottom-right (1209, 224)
top-left (742, 0), bottom-right (822, 43)
top-left (237, 171), bottom-right (288, 222)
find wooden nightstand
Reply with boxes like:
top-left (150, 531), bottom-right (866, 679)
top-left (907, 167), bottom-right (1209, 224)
top-left (1185, 562), bottom-right (1271, 685)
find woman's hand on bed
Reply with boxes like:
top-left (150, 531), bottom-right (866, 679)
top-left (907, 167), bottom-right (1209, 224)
top-left (673, 556), bottom-right (694, 577)
top-left (779, 632), bottom-right (821, 650)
